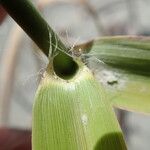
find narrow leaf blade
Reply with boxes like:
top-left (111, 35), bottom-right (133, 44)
top-left (75, 36), bottom-right (150, 114)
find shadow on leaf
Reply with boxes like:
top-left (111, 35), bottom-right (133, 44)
top-left (94, 132), bottom-right (127, 150)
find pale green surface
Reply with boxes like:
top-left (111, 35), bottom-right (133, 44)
top-left (77, 36), bottom-right (150, 114)
top-left (32, 65), bottom-right (126, 150)
top-left (95, 65), bottom-right (150, 114)
top-left (109, 72), bottom-right (150, 114)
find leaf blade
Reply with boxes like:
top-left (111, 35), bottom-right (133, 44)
top-left (32, 64), bottom-right (127, 150)
top-left (76, 36), bottom-right (150, 114)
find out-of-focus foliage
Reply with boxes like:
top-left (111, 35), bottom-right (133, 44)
top-left (76, 36), bottom-right (150, 114)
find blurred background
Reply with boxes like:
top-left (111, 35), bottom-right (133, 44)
top-left (0, 0), bottom-right (150, 149)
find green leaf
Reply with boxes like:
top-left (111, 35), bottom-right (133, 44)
top-left (32, 62), bottom-right (127, 150)
top-left (94, 64), bottom-right (150, 114)
top-left (75, 36), bottom-right (150, 114)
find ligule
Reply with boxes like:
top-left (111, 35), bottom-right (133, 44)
top-left (32, 60), bottom-right (127, 150)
